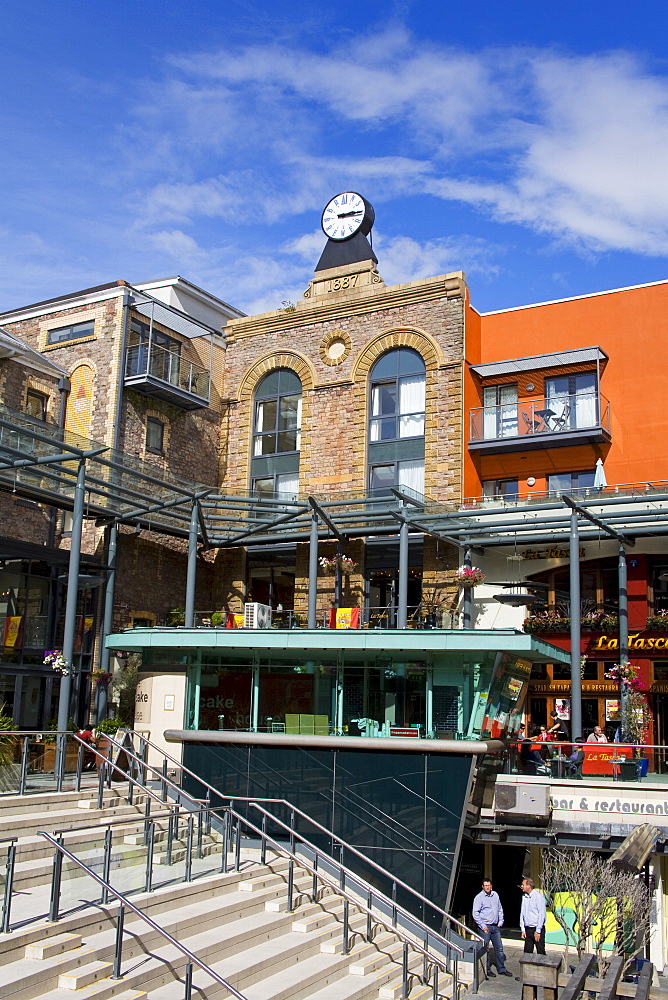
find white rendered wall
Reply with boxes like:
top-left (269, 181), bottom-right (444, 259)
top-left (134, 671), bottom-right (186, 771)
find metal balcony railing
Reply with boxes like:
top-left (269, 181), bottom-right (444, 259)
top-left (470, 391), bottom-right (611, 443)
top-left (125, 343), bottom-right (210, 405)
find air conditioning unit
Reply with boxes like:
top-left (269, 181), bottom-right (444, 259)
top-left (244, 602), bottom-right (272, 629)
top-left (494, 782), bottom-right (551, 827)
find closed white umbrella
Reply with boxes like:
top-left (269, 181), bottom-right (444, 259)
top-left (594, 458), bottom-right (607, 488)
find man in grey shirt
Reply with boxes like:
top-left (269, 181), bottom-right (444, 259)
top-left (472, 878), bottom-right (512, 977)
top-left (520, 876), bottom-right (547, 954)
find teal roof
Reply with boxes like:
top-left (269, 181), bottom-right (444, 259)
top-left (106, 626), bottom-right (569, 663)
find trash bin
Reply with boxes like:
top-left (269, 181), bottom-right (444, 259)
top-left (619, 761), bottom-right (639, 781)
top-left (638, 757), bottom-right (649, 777)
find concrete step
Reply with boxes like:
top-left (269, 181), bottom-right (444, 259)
top-left (58, 960), bottom-right (114, 990)
top-left (25, 933), bottom-right (82, 960)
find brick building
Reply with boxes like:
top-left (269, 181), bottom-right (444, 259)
top-left (0, 277), bottom-right (242, 727)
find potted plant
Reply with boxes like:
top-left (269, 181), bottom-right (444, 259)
top-left (211, 611), bottom-right (225, 627)
top-left (95, 716), bottom-right (126, 772)
top-left (167, 607), bottom-right (186, 626)
top-left (40, 716), bottom-right (79, 772)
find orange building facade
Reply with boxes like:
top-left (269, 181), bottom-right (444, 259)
top-left (463, 279), bottom-right (668, 746)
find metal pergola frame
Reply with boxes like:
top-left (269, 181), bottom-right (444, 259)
top-left (3, 401), bottom-right (668, 738)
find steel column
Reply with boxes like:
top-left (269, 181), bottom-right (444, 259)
top-left (57, 458), bottom-right (86, 734)
top-left (308, 511), bottom-right (319, 628)
top-left (397, 516), bottom-right (409, 629)
top-left (569, 510), bottom-right (582, 739)
top-left (96, 522), bottom-right (117, 722)
top-left (619, 543), bottom-right (629, 734)
top-left (462, 546), bottom-right (472, 629)
top-left (185, 501), bottom-right (199, 627)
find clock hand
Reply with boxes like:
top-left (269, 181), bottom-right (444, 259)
top-left (336, 210), bottom-right (363, 218)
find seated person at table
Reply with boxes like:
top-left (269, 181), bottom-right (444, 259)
top-left (520, 732), bottom-right (547, 775)
top-left (562, 737), bottom-right (586, 778)
top-left (587, 725), bottom-right (608, 743)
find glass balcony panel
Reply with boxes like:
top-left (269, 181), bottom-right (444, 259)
top-left (470, 392), bottom-right (610, 444)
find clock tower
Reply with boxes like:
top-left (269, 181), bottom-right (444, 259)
top-left (306, 191), bottom-right (383, 301)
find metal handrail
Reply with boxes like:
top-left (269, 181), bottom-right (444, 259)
top-left (38, 831), bottom-right (249, 1000)
top-left (245, 801), bottom-right (469, 962)
top-left (222, 803), bottom-right (467, 995)
top-left (111, 731), bottom-right (482, 945)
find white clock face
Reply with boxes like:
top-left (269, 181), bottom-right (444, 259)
top-left (321, 192), bottom-right (368, 241)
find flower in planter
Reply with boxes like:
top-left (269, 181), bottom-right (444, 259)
top-left (338, 556), bottom-right (357, 575)
top-left (91, 669), bottom-right (112, 685)
top-left (454, 566), bottom-right (486, 587)
top-left (646, 609), bottom-right (668, 629)
top-left (43, 649), bottom-right (70, 675)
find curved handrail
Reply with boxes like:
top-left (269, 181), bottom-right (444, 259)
top-left (38, 831), bottom-right (249, 1000)
top-left (108, 731), bottom-right (482, 945)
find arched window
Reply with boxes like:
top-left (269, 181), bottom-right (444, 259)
top-left (368, 348), bottom-right (425, 495)
top-left (251, 369), bottom-right (301, 497)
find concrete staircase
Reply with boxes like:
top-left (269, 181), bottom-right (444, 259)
top-left (0, 787), bottom-right (468, 1000)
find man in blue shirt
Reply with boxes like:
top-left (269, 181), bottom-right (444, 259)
top-left (520, 877), bottom-right (547, 954)
top-left (472, 879), bottom-right (512, 977)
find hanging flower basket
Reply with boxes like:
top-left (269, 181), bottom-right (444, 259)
top-left (604, 662), bottom-right (642, 690)
top-left (43, 649), bottom-right (71, 676)
top-left (91, 670), bottom-right (112, 686)
top-left (318, 555), bottom-right (358, 576)
top-left (454, 567), bottom-right (486, 588)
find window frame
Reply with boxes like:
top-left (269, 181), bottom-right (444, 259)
top-left (547, 469), bottom-right (596, 494)
top-left (46, 319), bottom-right (95, 345)
top-left (145, 416), bottom-right (165, 455)
top-left (368, 349), bottom-right (426, 444)
top-left (25, 389), bottom-right (48, 422)
top-left (252, 369), bottom-right (302, 459)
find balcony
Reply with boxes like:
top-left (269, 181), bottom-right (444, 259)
top-left (124, 343), bottom-right (211, 410)
top-left (469, 391), bottom-right (611, 454)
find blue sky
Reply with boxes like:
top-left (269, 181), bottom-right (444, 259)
top-left (2, 1), bottom-right (668, 316)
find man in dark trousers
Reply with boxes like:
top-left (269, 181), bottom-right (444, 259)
top-left (520, 877), bottom-right (547, 954)
top-left (472, 878), bottom-right (513, 977)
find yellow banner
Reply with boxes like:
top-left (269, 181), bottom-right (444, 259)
top-left (3, 616), bottom-right (22, 647)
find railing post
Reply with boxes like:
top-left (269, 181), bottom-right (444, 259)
top-left (161, 759), bottom-right (168, 802)
top-left (56, 732), bottom-right (66, 793)
top-left (143, 791), bottom-right (152, 845)
top-left (166, 807), bottom-right (175, 867)
top-left (185, 816), bottom-right (194, 882)
top-left (392, 881), bottom-right (397, 927)
top-left (101, 827), bottom-right (112, 905)
top-left (221, 809), bottom-right (229, 874)
top-left (366, 889), bottom-right (372, 941)
top-left (401, 942), bottom-right (409, 999)
top-left (145, 820), bottom-right (155, 893)
top-left (111, 903), bottom-right (125, 979)
top-left (432, 964), bottom-right (439, 1000)
top-left (234, 814), bottom-right (241, 872)
top-left (19, 737), bottom-right (29, 795)
top-left (49, 835), bottom-right (64, 922)
top-left (342, 899), bottom-right (350, 955)
top-left (75, 741), bottom-right (84, 792)
top-left (97, 760), bottom-right (105, 809)
top-left (1, 843), bottom-right (16, 933)
top-left (184, 961), bottom-right (193, 1000)
top-left (106, 744), bottom-right (113, 789)
top-left (287, 858), bottom-right (294, 912)
top-left (260, 814), bottom-right (267, 866)
top-left (196, 809), bottom-right (203, 860)
top-left (312, 855), bottom-right (318, 904)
